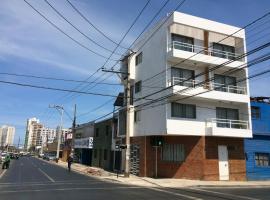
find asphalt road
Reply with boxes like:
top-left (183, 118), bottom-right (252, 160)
top-left (0, 157), bottom-right (269, 200)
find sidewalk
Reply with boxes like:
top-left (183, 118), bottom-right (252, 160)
top-left (52, 159), bottom-right (270, 188)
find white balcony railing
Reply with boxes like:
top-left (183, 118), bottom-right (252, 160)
top-left (170, 41), bottom-right (241, 61)
top-left (212, 82), bottom-right (247, 95)
top-left (207, 118), bottom-right (249, 129)
top-left (171, 77), bottom-right (199, 87)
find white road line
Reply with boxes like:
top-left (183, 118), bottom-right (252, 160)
top-left (0, 186), bottom-right (144, 193)
top-left (38, 168), bottom-right (55, 183)
top-left (190, 187), bottom-right (261, 200)
top-left (151, 187), bottom-right (203, 200)
top-left (0, 169), bottom-right (7, 179)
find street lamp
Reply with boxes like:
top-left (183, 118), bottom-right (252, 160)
top-left (49, 104), bottom-right (64, 160)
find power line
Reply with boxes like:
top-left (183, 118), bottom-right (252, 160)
top-left (23, 0), bottom-right (118, 61)
top-left (44, 0), bottom-right (123, 56)
top-left (0, 72), bottom-right (121, 85)
top-left (65, 0), bottom-right (129, 50)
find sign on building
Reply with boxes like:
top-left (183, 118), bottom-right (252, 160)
top-left (74, 137), bottom-right (93, 149)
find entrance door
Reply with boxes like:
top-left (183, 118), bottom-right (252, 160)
top-left (218, 145), bottom-right (229, 180)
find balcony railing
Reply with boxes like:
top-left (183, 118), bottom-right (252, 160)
top-left (207, 118), bottom-right (249, 129)
top-left (212, 82), bottom-right (247, 95)
top-left (171, 77), bottom-right (199, 88)
top-left (170, 41), bottom-right (241, 61)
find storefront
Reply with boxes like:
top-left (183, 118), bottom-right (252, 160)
top-left (74, 137), bottom-right (93, 166)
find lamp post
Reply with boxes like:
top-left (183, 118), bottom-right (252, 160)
top-left (49, 105), bottom-right (64, 160)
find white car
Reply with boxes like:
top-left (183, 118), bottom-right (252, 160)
top-left (0, 152), bottom-right (7, 163)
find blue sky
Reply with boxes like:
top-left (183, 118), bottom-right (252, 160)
top-left (0, 0), bottom-right (269, 146)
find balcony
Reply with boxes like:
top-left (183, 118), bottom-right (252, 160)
top-left (170, 77), bottom-right (249, 103)
top-left (206, 118), bottom-right (252, 138)
top-left (167, 41), bottom-right (245, 68)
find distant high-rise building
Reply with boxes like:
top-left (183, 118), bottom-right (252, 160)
top-left (24, 118), bottom-right (41, 151)
top-left (0, 125), bottom-right (15, 147)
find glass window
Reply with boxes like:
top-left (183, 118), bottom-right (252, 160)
top-left (171, 34), bottom-right (194, 52)
top-left (104, 149), bottom-right (108, 160)
top-left (95, 128), bottom-right (99, 137)
top-left (251, 106), bottom-right (261, 119)
top-left (171, 102), bottom-right (196, 119)
top-left (255, 153), bottom-right (270, 167)
top-left (134, 110), bottom-right (141, 123)
top-left (171, 67), bottom-right (195, 87)
top-left (135, 81), bottom-right (142, 93)
top-left (214, 74), bottom-right (237, 93)
top-left (135, 52), bottom-right (142, 65)
top-left (105, 125), bottom-right (109, 136)
top-left (216, 107), bottom-right (239, 128)
top-left (162, 143), bottom-right (185, 162)
top-left (212, 43), bottom-right (235, 60)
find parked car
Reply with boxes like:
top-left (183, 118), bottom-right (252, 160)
top-left (43, 153), bottom-right (56, 161)
top-left (0, 152), bottom-right (7, 164)
top-left (38, 153), bottom-right (44, 158)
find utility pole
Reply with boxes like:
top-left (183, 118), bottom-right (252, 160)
top-left (71, 104), bottom-right (76, 154)
top-left (102, 52), bottom-right (134, 177)
top-left (49, 105), bottom-right (64, 160)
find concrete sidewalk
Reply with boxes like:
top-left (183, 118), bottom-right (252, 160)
top-left (51, 159), bottom-right (270, 188)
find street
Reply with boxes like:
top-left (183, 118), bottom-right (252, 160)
top-left (0, 157), bottom-right (268, 200)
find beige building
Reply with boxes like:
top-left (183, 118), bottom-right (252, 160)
top-left (0, 125), bottom-right (15, 147)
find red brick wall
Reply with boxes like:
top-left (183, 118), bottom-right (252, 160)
top-left (131, 136), bottom-right (246, 181)
top-left (204, 137), bottom-right (246, 181)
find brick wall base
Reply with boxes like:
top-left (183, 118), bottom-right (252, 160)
top-left (130, 136), bottom-right (246, 181)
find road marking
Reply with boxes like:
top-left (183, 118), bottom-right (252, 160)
top-left (190, 187), bottom-right (261, 200)
top-left (0, 169), bottom-right (7, 179)
top-left (0, 181), bottom-right (111, 187)
top-left (151, 187), bottom-right (202, 200)
top-left (38, 168), bottom-right (55, 183)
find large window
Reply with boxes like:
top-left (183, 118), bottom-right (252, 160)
top-left (135, 81), bottom-right (142, 93)
top-left (171, 34), bottom-right (194, 52)
top-left (171, 67), bottom-right (195, 87)
top-left (171, 102), bottom-right (196, 119)
top-left (255, 153), bottom-right (270, 167)
top-left (214, 74), bottom-right (237, 93)
top-left (135, 52), bottom-right (142, 65)
top-left (251, 106), bottom-right (261, 119)
top-left (212, 43), bottom-right (236, 60)
top-left (216, 107), bottom-right (239, 128)
top-left (162, 143), bottom-right (185, 162)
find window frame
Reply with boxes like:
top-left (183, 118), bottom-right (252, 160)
top-left (135, 52), bottom-right (142, 66)
top-left (255, 152), bottom-right (270, 167)
top-left (135, 81), bottom-right (142, 93)
top-left (171, 102), bottom-right (196, 119)
top-left (134, 110), bottom-right (141, 123)
top-left (251, 106), bottom-right (261, 119)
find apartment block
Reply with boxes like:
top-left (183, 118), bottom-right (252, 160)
top-left (0, 125), bottom-right (15, 147)
top-left (120, 12), bottom-right (251, 180)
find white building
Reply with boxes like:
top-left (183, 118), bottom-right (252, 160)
top-left (0, 125), bottom-right (15, 147)
top-left (24, 118), bottom-right (42, 150)
top-left (120, 12), bottom-right (251, 181)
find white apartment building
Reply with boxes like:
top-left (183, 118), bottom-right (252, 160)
top-left (0, 125), bottom-right (15, 147)
top-left (24, 118), bottom-right (42, 150)
top-left (120, 12), bottom-right (252, 181)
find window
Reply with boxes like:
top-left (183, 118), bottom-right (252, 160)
top-left (216, 107), bottom-right (239, 128)
top-left (214, 74), bottom-right (237, 93)
top-left (162, 143), bottom-right (185, 162)
top-left (171, 67), bottom-right (195, 87)
top-left (134, 110), bottom-right (141, 123)
top-left (171, 34), bottom-right (194, 52)
top-left (105, 125), bottom-right (110, 136)
top-left (135, 81), bottom-right (142, 93)
top-left (171, 102), bottom-right (196, 119)
top-left (94, 149), bottom-right (97, 158)
top-left (212, 43), bottom-right (235, 60)
top-left (255, 153), bottom-right (270, 167)
top-left (135, 52), bottom-right (142, 65)
top-left (104, 149), bottom-right (108, 160)
top-left (251, 106), bottom-right (261, 119)
top-left (95, 128), bottom-right (99, 137)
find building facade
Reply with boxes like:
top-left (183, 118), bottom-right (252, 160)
top-left (119, 12), bottom-right (251, 180)
top-left (24, 117), bottom-right (40, 151)
top-left (92, 118), bottom-right (114, 171)
top-left (0, 125), bottom-right (15, 147)
top-left (73, 122), bottom-right (94, 165)
top-left (245, 97), bottom-right (270, 180)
